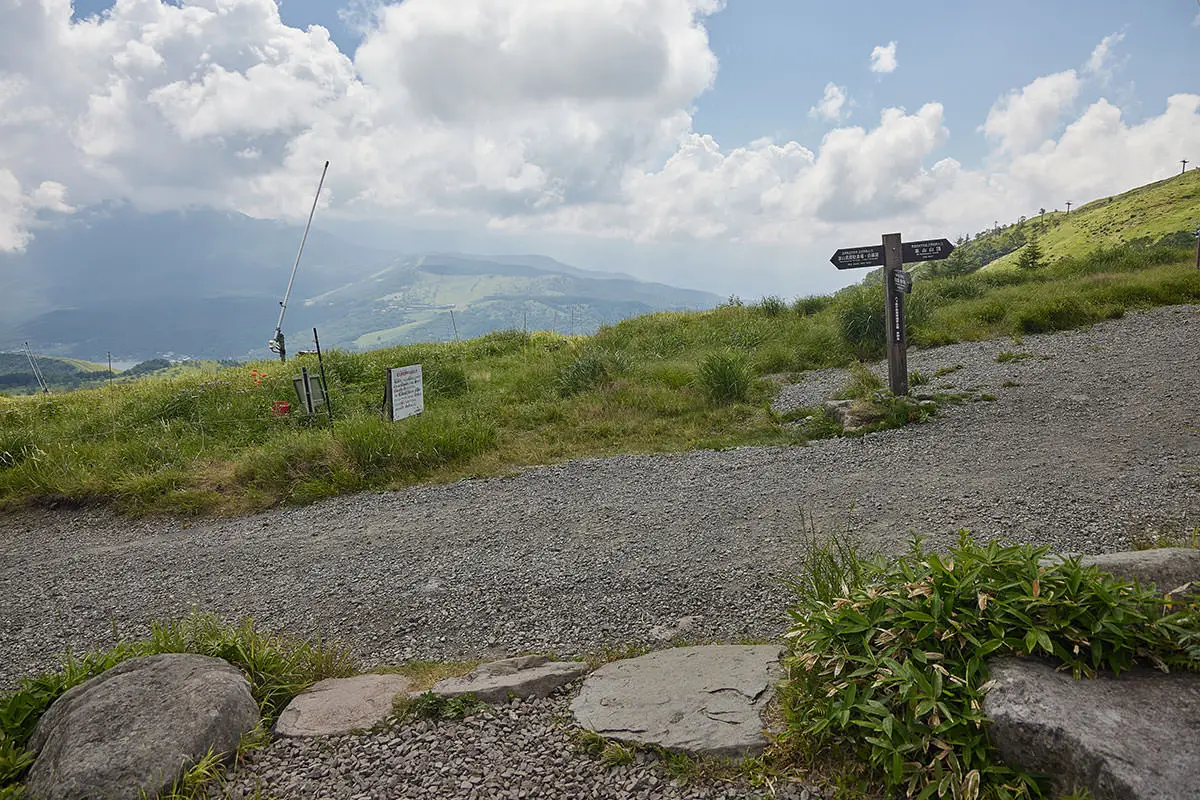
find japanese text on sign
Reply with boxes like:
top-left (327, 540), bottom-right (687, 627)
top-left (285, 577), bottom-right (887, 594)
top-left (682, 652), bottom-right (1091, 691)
top-left (389, 365), bottom-right (424, 421)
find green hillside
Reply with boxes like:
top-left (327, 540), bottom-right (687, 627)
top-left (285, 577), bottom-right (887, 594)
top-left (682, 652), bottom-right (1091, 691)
top-left (0, 353), bottom-right (110, 393)
top-left (984, 170), bottom-right (1200, 271)
top-left (1, 217), bottom-right (1197, 515)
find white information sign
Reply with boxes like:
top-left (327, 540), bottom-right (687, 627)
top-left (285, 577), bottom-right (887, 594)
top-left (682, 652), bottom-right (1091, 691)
top-left (389, 365), bottom-right (424, 421)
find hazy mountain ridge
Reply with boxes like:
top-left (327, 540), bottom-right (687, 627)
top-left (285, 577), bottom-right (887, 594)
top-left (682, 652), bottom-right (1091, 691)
top-left (0, 207), bottom-right (721, 361)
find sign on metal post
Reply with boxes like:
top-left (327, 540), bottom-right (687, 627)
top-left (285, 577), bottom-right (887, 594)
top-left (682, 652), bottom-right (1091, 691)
top-left (881, 234), bottom-right (907, 396)
top-left (901, 238), bottom-right (954, 264)
top-left (385, 365), bottom-right (424, 422)
top-left (830, 246), bottom-right (885, 270)
top-left (830, 233), bottom-right (954, 396)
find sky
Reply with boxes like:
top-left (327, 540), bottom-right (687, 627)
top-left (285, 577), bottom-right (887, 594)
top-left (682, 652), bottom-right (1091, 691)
top-left (2, 0), bottom-right (1199, 298)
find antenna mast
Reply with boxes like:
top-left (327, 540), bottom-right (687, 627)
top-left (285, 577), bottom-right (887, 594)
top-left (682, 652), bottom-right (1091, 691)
top-left (23, 342), bottom-right (50, 394)
top-left (270, 160), bottom-right (330, 362)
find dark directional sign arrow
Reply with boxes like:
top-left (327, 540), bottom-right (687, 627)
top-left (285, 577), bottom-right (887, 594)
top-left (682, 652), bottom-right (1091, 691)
top-left (830, 245), bottom-right (885, 269)
top-left (901, 238), bottom-right (954, 263)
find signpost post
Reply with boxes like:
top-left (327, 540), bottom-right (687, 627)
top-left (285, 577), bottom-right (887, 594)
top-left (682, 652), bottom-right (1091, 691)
top-left (830, 234), bottom-right (954, 396)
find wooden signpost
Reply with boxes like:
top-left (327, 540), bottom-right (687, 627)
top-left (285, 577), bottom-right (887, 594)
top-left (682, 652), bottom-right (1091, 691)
top-left (830, 234), bottom-right (954, 396)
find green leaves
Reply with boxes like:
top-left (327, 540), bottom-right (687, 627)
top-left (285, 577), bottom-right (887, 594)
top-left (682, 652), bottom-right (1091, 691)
top-left (782, 533), bottom-right (1200, 798)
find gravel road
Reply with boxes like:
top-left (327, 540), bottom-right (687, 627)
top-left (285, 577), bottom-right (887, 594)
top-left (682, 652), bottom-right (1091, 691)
top-left (2, 304), bottom-right (1198, 799)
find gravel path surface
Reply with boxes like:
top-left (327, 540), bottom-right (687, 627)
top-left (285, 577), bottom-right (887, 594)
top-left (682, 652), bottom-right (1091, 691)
top-left (221, 684), bottom-right (817, 800)
top-left (2, 304), bottom-right (1198, 799)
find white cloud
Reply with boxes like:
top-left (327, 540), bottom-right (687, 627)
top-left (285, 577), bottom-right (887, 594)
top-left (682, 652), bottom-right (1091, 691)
top-left (981, 70), bottom-right (1081, 156)
top-left (1, 0), bottom-right (1199, 290)
top-left (0, 172), bottom-right (73, 252)
top-left (1085, 31), bottom-right (1125, 82)
top-left (809, 82), bottom-right (850, 122)
top-left (869, 41), bottom-right (898, 74)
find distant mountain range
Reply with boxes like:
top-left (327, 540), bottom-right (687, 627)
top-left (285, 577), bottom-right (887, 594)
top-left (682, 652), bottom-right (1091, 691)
top-left (0, 207), bottom-right (721, 361)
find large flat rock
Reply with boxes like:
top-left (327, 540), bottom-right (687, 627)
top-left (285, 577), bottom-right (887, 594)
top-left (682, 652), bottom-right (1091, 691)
top-left (570, 644), bottom-right (783, 757)
top-left (984, 657), bottom-right (1200, 800)
top-left (1083, 548), bottom-right (1200, 594)
top-left (275, 674), bottom-right (413, 737)
top-left (26, 653), bottom-right (260, 800)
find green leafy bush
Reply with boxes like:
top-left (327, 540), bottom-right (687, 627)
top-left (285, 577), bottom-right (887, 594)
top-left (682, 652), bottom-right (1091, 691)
top-left (781, 533), bottom-right (1200, 799)
top-left (696, 351), bottom-right (755, 406)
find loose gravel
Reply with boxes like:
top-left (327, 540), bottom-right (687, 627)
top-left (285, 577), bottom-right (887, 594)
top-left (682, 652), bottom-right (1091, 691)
top-left (220, 685), bottom-right (820, 800)
top-left (2, 304), bottom-right (1198, 799)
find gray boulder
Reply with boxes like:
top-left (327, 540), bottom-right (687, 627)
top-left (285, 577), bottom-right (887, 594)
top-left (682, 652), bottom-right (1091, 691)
top-left (275, 674), bottom-right (413, 737)
top-left (431, 656), bottom-right (589, 703)
top-left (571, 645), bottom-right (783, 757)
top-left (984, 656), bottom-right (1200, 800)
top-left (26, 653), bottom-right (260, 800)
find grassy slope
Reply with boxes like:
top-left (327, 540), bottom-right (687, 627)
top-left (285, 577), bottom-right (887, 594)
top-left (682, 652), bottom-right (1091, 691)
top-left (2, 174), bottom-right (1198, 516)
top-left (1, 238), bottom-right (1197, 516)
top-left (984, 170), bottom-right (1200, 271)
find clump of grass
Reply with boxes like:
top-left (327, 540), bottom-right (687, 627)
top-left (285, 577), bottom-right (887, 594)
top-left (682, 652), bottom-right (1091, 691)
top-left (837, 363), bottom-right (884, 401)
top-left (395, 692), bottom-right (485, 721)
top-left (695, 351), bottom-right (755, 406)
top-left (780, 532), bottom-right (1200, 798)
top-left (934, 365), bottom-right (963, 378)
top-left (756, 295), bottom-right (788, 316)
top-left (835, 285), bottom-right (886, 360)
top-left (792, 295), bottom-right (833, 316)
top-left (995, 351), bottom-right (1033, 363)
top-left (0, 613), bottom-right (354, 795)
top-left (1129, 526), bottom-right (1200, 552)
top-left (555, 349), bottom-right (630, 397)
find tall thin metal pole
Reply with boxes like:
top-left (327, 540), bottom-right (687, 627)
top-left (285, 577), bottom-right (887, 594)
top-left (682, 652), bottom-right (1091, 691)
top-left (272, 160), bottom-right (330, 362)
top-left (313, 328), bottom-right (334, 425)
top-left (1183, 159), bottom-right (1189, 176)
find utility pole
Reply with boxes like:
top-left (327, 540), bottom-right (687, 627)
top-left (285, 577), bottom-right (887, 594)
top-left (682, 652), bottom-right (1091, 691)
top-left (1065, 201), bottom-right (1072, 215)
top-left (1183, 159), bottom-right (1190, 175)
top-left (1194, 226), bottom-right (1200, 271)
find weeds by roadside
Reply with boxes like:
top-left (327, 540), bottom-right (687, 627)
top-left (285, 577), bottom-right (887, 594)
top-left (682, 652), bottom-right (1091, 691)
top-left (778, 531), bottom-right (1200, 798)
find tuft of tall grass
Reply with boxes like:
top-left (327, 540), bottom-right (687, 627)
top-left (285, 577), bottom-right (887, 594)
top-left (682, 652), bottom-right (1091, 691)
top-left (756, 295), bottom-right (788, 316)
top-left (696, 350), bottom-right (755, 406)
top-left (834, 285), bottom-right (886, 360)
